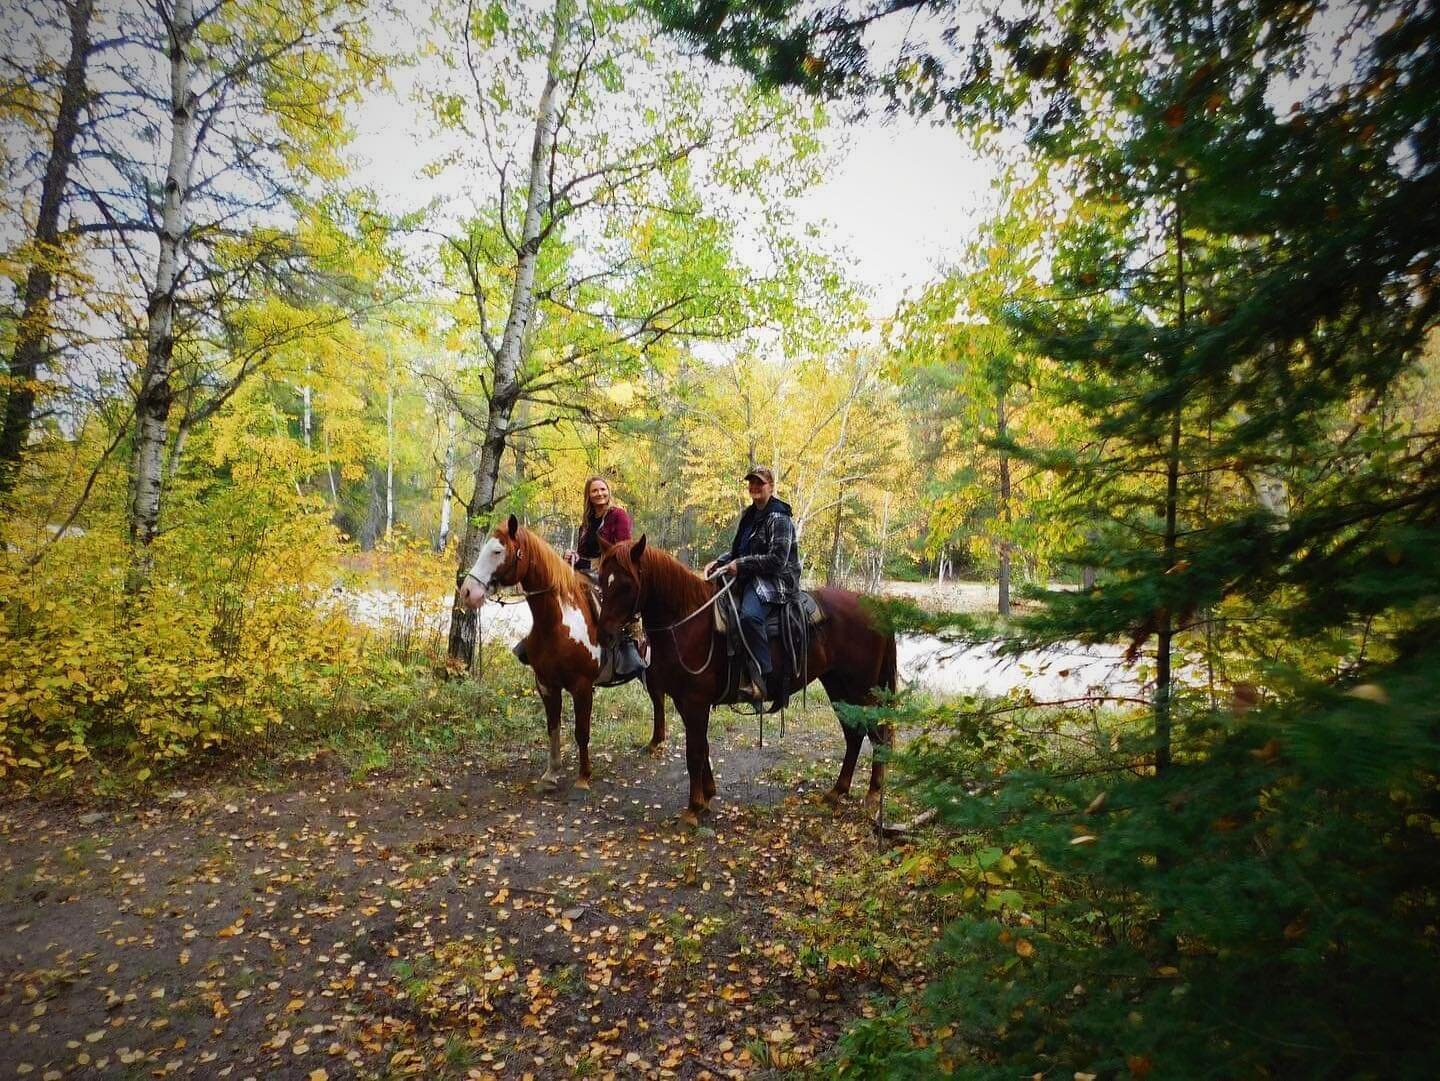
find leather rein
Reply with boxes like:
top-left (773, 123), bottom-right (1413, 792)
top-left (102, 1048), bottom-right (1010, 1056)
top-left (620, 570), bottom-right (735, 677)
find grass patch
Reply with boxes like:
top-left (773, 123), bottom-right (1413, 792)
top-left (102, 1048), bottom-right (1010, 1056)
top-left (441, 1035), bottom-right (477, 1074)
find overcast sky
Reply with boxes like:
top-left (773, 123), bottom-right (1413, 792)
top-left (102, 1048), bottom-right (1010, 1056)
top-left (794, 118), bottom-right (997, 312)
top-left (348, 56), bottom-right (996, 319)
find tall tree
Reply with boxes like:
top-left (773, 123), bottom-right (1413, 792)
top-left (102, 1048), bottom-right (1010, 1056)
top-left (82, 0), bottom-right (385, 582)
top-left (0, 0), bottom-right (94, 496)
top-left (890, 186), bottom-right (1074, 614)
top-left (428, 0), bottom-right (824, 662)
top-left (127, 0), bottom-right (197, 568)
top-left (658, 0), bottom-right (1440, 1073)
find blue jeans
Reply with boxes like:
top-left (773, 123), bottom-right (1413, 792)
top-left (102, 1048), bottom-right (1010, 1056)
top-left (738, 580), bottom-right (773, 677)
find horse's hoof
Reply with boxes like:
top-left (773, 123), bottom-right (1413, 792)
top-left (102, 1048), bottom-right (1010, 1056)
top-left (573, 775), bottom-right (591, 791)
top-left (680, 809), bottom-right (701, 828)
top-left (539, 773), bottom-right (561, 791)
top-left (642, 741), bottom-right (664, 758)
top-left (863, 792), bottom-right (883, 816)
top-left (819, 789), bottom-right (845, 809)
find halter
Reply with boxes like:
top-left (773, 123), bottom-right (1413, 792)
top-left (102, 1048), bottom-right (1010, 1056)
top-left (462, 534), bottom-right (553, 602)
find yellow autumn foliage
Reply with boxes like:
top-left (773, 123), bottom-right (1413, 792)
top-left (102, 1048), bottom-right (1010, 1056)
top-left (0, 413), bottom-right (403, 787)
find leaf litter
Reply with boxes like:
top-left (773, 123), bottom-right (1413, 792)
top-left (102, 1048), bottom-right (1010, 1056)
top-left (1, 717), bottom-right (922, 1078)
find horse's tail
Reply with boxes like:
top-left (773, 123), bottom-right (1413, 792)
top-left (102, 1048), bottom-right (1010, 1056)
top-left (879, 628), bottom-right (898, 696)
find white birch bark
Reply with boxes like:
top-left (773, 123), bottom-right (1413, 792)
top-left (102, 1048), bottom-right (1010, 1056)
top-left (128, 0), bottom-right (196, 577)
top-left (302, 381), bottom-right (312, 450)
top-left (385, 362), bottom-right (394, 539)
top-left (448, 0), bottom-right (571, 660)
top-left (870, 492), bottom-right (890, 592)
top-left (436, 408), bottom-right (456, 551)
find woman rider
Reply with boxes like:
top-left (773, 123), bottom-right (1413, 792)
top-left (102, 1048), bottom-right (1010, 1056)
top-left (564, 475), bottom-right (645, 680)
top-left (567, 476), bottom-right (633, 579)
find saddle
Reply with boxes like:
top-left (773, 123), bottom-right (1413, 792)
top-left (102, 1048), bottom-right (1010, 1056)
top-left (511, 574), bottom-right (647, 687)
top-left (713, 589), bottom-right (824, 635)
top-left (714, 589), bottom-right (826, 709)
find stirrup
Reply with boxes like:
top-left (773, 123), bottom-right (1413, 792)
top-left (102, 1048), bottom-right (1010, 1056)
top-left (764, 672), bottom-right (790, 714)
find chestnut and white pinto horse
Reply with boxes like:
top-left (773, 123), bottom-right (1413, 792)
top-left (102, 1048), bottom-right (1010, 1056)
top-left (458, 515), bottom-right (665, 789)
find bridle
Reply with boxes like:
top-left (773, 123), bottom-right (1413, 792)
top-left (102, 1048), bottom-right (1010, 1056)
top-left (604, 562), bottom-right (736, 676)
top-left (461, 536), bottom-right (553, 603)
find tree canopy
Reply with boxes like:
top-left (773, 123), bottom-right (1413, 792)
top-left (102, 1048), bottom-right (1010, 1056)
top-left (2, 0), bottom-right (1437, 1074)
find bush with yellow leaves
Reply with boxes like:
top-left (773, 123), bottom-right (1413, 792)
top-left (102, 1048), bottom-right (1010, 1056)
top-left (0, 417), bottom-right (397, 789)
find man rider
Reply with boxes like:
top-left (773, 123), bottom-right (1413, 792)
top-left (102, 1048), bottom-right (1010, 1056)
top-left (703, 466), bottom-right (802, 706)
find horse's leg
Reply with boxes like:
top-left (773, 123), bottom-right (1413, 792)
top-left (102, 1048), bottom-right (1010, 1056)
top-left (679, 699), bottom-right (711, 827)
top-left (827, 722), bottom-right (865, 808)
top-left (644, 673), bottom-right (666, 757)
top-left (820, 674), bottom-right (863, 808)
top-left (537, 680), bottom-right (565, 789)
top-left (572, 683), bottom-right (594, 790)
top-left (864, 721), bottom-right (894, 816)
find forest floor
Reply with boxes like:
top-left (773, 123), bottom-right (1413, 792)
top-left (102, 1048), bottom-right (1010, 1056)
top-left (1, 697), bottom-right (921, 1080)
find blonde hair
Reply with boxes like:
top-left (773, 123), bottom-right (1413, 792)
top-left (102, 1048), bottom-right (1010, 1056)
top-left (581, 475), bottom-right (614, 526)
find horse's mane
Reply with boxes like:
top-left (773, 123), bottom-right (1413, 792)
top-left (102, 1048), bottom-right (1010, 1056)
top-left (610, 540), bottom-right (711, 616)
top-left (511, 527), bottom-right (593, 611)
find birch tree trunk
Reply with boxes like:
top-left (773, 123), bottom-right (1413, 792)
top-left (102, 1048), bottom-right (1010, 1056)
top-left (385, 362), bottom-right (394, 539)
top-left (128, 0), bottom-right (196, 584)
top-left (0, 0), bottom-right (94, 495)
top-left (826, 496), bottom-right (844, 587)
top-left (447, 0), bottom-right (571, 664)
top-left (870, 492), bottom-right (890, 592)
top-left (996, 390), bottom-right (1012, 617)
top-left (436, 409), bottom-right (456, 552)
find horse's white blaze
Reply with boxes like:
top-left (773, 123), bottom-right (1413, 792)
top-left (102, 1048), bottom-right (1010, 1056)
top-left (467, 537), bottom-right (506, 590)
top-left (560, 603), bottom-right (602, 664)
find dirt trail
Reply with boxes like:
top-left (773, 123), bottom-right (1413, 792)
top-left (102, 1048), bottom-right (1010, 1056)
top-left (1, 714), bottom-right (898, 1079)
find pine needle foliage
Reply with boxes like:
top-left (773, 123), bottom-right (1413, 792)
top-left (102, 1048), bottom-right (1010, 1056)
top-left (652, 0), bottom-right (1440, 1075)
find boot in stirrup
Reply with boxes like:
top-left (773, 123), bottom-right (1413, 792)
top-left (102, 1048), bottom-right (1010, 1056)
top-left (738, 667), bottom-right (768, 705)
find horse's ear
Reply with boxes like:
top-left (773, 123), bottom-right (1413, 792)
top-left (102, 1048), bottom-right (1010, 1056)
top-left (631, 534), bottom-right (647, 563)
top-left (507, 514), bottom-right (519, 539)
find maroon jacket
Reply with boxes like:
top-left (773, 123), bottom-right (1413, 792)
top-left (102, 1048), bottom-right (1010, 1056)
top-left (576, 505), bottom-right (633, 569)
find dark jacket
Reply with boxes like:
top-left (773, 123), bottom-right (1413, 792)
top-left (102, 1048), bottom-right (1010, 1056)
top-left (576, 505), bottom-right (633, 569)
top-left (722, 497), bottom-right (801, 603)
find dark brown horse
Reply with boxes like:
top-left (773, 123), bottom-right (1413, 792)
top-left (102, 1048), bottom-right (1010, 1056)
top-left (596, 535), bottom-right (896, 826)
top-left (459, 516), bottom-right (667, 789)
